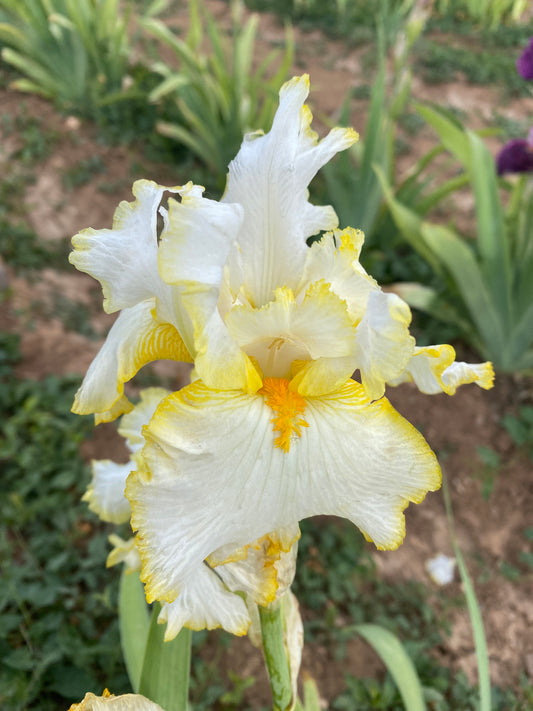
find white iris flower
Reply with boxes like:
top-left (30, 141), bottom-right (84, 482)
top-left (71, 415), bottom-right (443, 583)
top-left (70, 75), bottom-right (493, 639)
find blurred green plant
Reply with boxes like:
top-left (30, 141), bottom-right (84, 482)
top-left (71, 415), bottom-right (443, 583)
top-left (434, 0), bottom-right (528, 28)
top-left (142, 0), bottom-right (293, 186)
top-left (0, 0), bottom-right (163, 128)
top-left (381, 104), bottom-right (533, 373)
top-left (502, 406), bottom-right (533, 461)
top-left (321, 2), bottom-right (468, 288)
top-left (0, 334), bottom-right (129, 709)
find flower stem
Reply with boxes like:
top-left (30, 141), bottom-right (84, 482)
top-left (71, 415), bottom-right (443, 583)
top-left (259, 601), bottom-right (293, 711)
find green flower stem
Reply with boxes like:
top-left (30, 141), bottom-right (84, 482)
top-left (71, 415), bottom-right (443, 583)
top-left (259, 600), bottom-right (293, 711)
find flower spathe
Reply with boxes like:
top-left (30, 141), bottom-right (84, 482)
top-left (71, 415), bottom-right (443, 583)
top-left (71, 75), bottom-right (494, 622)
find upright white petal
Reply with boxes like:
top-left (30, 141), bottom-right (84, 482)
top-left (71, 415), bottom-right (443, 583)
top-left (70, 180), bottom-right (177, 313)
top-left (158, 183), bottom-right (260, 393)
top-left (223, 75), bottom-right (358, 306)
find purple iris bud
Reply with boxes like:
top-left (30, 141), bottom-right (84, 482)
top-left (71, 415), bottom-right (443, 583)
top-left (496, 130), bottom-right (533, 175)
top-left (517, 37), bottom-right (533, 80)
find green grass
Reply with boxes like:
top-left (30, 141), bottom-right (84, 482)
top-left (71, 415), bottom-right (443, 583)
top-left (0, 334), bottom-right (129, 710)
top-left (293, 518), bottom-right (533, 710)
top-left (414, 38), bottom-right (532, 96)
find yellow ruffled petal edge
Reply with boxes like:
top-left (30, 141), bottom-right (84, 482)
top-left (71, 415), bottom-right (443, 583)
top-left (392, 344), bottom-right (494, 395)
top-left (69, 689), bottom-right (164, 711)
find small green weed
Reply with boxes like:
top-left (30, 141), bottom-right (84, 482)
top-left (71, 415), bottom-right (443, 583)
top-left (414, 39), bottom-right (530, 96)
top-left (0, 337), bottom-right (129, 709)
top-left (475, 445), bottom-right (501, 500)
top-left (502, 406), bottom-right (533, 461)
top-left (0, 220), bottom-right (69, 273)
top-left (10, 111), bottom-right (59, 165)
top-left (62, 155), bottom-right (107, 190)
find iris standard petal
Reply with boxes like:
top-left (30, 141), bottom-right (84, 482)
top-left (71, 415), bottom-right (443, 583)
top-left (70, 180), bottom-right (177, 313)
top-left (126, 378), bottom-right (440, 605)
top-left (222, 75), bottom-right (358, 307)
top-left (158, 183), bottom-right (260, 393)
top-left (225, 281), bottom-right (355, 380)
top-left (299, 229), bottom-right (378, 323)
top-left (72, 300), bottom-right (191, 423)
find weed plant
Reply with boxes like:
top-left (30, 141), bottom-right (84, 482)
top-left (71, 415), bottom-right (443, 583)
top-left (0, 335), bottom-right (129, 710)
top-left (293, 518), bottom-right (533, 710)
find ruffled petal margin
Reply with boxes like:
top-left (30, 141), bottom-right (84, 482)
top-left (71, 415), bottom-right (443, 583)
top-left (389, 345), bottom-right (494, 395)
top-left (72, 300), bottom-right (191, 423)
top-left (126, 378), bottom-right (440, 606)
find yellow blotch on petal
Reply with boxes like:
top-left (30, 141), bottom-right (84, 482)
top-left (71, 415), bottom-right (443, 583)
top-left (259, 377), bottom-right (309, 452)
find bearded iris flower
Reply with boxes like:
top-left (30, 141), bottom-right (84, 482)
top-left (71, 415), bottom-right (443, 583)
top-left (496, 126), bottom-right (533, 176)
top-left (70, 75), bottom-right (493, 639)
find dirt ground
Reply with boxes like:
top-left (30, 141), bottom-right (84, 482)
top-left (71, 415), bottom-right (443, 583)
top-left (1, 0), bottom-right (533, 703)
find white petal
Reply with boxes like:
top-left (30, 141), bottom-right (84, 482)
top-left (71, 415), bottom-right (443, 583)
top-left (158, 183), bottom-right (260, 393)
top-left (354, 290), bottom-right (415, 400)
top-left (127, 378), bottom-right (440, 604)
top-left (212, 526), bottom-right (300, 607)
top-left (70, 180), bottom-right (177, 313)
top-left (158, 562), bottom-right (251, 640)
top-left (426, 553), bottom-right (456, 585)
top-left (106, 535), bottom-right (141, 572)
top-left (72, 300), bottom-right (191, 422)
top-left (70, 690), bottom-right (164, 711)
top-left (225, 282), bottom-right (355, 380)
top-left (118, 387), bottom-right (171, 453)
top-left (223, 75), bottom-right (357, 306)
top-left (390, 345), bottom-right (494, 395)
top-left (83, 460), bottom-right (132, 524)
top-left (299, 228), bottom-right (377, 323)
top-left (441, 360), bottom-right (494, 394)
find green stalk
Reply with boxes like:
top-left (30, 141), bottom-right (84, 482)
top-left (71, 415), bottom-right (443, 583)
top-left (259, 601), bottom-right (293, 711)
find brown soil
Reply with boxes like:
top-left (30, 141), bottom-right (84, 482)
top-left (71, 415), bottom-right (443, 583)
top-left (1, 1), bottom-right (532, 704)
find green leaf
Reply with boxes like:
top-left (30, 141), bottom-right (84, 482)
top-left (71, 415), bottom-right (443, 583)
top-left (442, 472), bottom-right (491, 711)
top-left (467, 131), bottom-right (511, 320)
top-left (139, 603), bottom-right (191, 711)
top-left (376, 166), bottom-right (445, 277)
top-left (118, 568), bottom-right (150, 693)
top-left (419, 222), bottom-right (505, 360)
top-left (354, 623), bottom-right (426, 711)
top-left (415, 104), bottom-right (470, 163)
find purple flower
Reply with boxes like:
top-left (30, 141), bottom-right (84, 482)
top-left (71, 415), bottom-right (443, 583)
top-left (496, 128), bottom-right (533, 175)
top-left (517, 37), bottom-right (533, 80)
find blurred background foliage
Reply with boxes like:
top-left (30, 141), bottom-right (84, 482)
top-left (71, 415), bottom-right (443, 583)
top-left (2, 0), bottom-right (533, 708)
